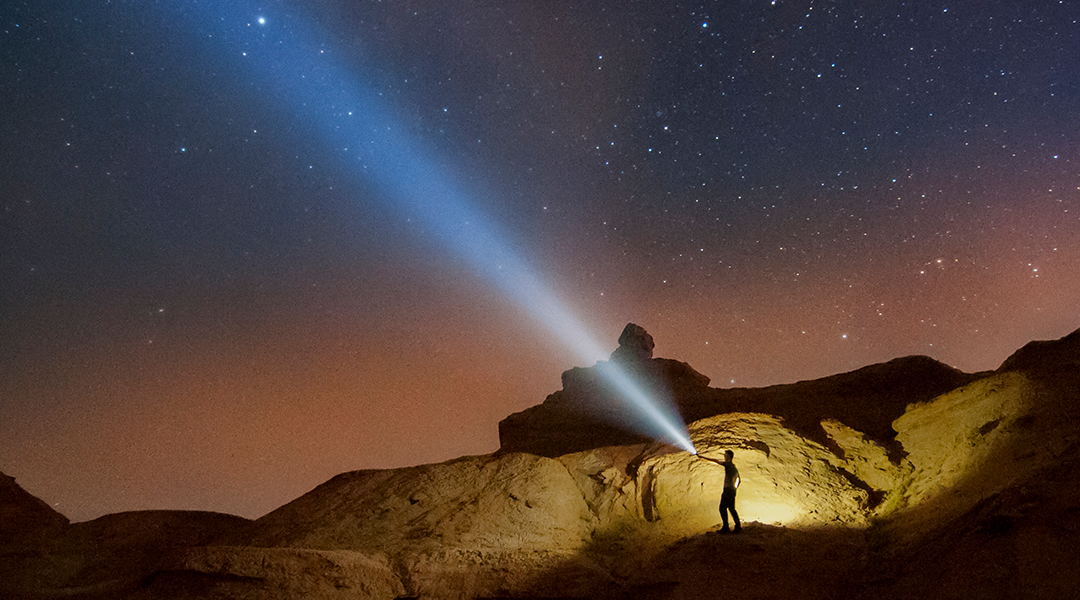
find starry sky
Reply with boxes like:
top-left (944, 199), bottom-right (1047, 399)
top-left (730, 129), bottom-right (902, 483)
top-left (2, 0), bottom-right (1078, 522)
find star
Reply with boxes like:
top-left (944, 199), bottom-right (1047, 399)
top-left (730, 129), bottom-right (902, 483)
top-left (2, 0), bottom-right (1077, 522)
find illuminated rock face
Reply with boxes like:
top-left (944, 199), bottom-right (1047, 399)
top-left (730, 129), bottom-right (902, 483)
top-left (557, 414), bottom-right (874, 535)
top-left (894, 372), bottom-right (1035, 511)
top-left (4, 327), bottom-right (1080, 599)
top-left (864, 332), bottom-right (1080, 600)
top-left (230, 452), bottom-right (595, 553)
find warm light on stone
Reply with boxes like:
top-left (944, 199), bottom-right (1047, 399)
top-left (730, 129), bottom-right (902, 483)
top-left (4, 328), bottom-right (1079, 598)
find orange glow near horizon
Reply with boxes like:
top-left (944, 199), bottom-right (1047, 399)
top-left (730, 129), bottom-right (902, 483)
top-left (2, 0), bottom-right (1078, 523)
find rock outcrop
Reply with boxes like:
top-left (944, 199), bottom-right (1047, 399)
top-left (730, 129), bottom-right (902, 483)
top-left (499, 355), bottom-right (713, 456)
top-left (998, 325), bottom-right (1080, 374)
top-left (500, 324), bottom-right (978, 460)
top-left (4, 325), bottom-right (1080, 599)
top-left (610, 322), bottom-right (655, 362)
top-left (1, 473), bottom-right (68, 542)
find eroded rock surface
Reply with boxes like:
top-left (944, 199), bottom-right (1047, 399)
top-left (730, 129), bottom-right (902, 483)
top-left (4, 325), bottom-right (1080, 599)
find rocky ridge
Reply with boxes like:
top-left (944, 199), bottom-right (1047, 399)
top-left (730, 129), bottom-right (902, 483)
top-left (3, 325), bottom-right (1079, 599)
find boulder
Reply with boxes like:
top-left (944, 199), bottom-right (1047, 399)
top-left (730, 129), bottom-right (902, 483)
top-left (610, 322), bottom-right (655, 362)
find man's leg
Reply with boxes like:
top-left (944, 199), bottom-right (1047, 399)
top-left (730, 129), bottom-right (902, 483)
top-left (719, 491), bottom-right (733, 532)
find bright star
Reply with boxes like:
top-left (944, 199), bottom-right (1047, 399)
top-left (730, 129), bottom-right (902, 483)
top-left (257, 17), bottom-right (266, 25)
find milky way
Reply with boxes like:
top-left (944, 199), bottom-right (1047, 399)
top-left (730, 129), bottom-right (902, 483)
top-left (1, 0), bottom-right (1077, 521)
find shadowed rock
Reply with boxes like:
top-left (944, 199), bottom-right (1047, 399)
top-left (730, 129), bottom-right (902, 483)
top-left (0, 473), bottom-right (68, 543)
top-left (997, 326), bottom-right (1080, 374)
top-left (610, 322), bottom-right (655, 362)
top-left (500, 323), bottom-right (977, 460)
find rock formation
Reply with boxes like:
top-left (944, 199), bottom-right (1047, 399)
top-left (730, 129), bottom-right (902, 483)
top-left (498, 354), bottom-right (713, 456)
top-left (499, 330), bottom-right (976, 461)
top-left (3, 324), bottom-right (1080, 599)
top-left (610, 322), bottom-right (655, 362)
top-left (0, 501), bottom-right (249, 599)
top-left (1, 472), bottom-right (68, 541)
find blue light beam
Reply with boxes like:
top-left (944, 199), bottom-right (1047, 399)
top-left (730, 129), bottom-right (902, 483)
top-left (158, 1), bottom-right (696, 455)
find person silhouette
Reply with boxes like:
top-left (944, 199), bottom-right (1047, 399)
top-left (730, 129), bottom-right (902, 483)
top-left (700, 450), bottom-right (741, 533)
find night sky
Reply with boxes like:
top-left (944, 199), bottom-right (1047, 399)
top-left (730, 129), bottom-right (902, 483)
top-left (2, 0), bottom-right (1078, 522)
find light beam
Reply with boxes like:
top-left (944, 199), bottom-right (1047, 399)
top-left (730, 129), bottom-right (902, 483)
top-left (159, 1), bottom-right (696, 455)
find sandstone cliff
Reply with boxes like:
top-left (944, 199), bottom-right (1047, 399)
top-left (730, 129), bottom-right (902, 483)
top-left (3, 326), bottom-right (1079, 599)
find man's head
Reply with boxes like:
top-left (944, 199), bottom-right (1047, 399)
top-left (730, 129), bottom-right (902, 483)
top-left (724, 450), bottom-right (734, 461)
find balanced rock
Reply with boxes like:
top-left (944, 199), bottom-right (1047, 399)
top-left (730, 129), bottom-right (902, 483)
top-left (610, 322), bottom-right (655, 362)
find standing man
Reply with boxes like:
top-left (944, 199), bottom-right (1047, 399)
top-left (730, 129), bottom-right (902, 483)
top-left (700, 450), bottom-right (742, 533)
